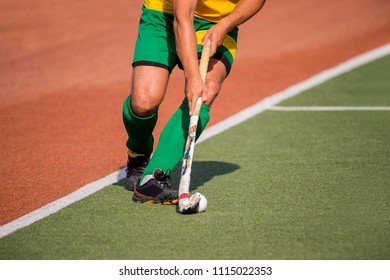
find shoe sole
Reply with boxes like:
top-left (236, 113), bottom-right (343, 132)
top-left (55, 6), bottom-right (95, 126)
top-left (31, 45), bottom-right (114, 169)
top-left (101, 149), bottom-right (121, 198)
top-left (132, 194), bottom-right (178, 205)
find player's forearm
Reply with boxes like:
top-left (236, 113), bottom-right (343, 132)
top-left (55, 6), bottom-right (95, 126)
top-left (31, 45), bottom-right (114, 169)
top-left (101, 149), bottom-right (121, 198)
top-left (219, 0), bottom-right (267, 32)
top-left (173, 0), bottom-right (201, 80)
top-left (173, 19), bottom-right (200, 79)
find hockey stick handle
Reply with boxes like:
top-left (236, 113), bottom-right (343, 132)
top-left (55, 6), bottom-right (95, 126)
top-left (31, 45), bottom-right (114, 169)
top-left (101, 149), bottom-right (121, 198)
top-left (193, 40), bottom-right (211, 116)
top-left (199, 40), bottom-right (211, 82)
top-left (178, 40), bottom-right (211, 210)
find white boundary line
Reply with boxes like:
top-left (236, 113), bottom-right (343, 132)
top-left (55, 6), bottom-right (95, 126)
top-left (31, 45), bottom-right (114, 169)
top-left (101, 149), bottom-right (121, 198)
top-left (269, 106), bottom-right (390, 111)
top-left (0, 169), bottom-right (126, 239)
top-left (1, 43), bottom-right (389, 239)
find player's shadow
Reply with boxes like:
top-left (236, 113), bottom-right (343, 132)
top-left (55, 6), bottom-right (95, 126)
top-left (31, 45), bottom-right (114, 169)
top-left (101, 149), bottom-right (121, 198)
top-left (171, 161), bottom-right (240, 191)
top-left (114, 161), bottom-right (240, 191)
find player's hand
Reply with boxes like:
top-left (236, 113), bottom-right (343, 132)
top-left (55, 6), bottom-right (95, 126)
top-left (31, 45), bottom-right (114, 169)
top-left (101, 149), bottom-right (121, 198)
top-left (202, 22), bottom-right (229, 57)
top-left (186, 76), bottom-right (208, 115)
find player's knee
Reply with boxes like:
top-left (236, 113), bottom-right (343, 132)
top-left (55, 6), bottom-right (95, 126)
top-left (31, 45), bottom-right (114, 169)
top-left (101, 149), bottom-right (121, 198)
top-left (130, 95), bottom-right (158, 117)
top-left (205, 80), bottom-right (222, 105)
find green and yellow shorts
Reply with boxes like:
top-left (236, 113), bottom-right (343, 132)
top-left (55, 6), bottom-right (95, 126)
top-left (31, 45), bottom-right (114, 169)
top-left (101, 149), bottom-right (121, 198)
top-left (132, 6), bottom-right (238, 75)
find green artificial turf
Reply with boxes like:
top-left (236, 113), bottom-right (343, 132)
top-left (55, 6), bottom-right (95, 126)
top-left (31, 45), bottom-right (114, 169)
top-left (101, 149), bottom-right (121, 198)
top-left (280, 54), bottom-right (390, 106)
top-left (0, 56), bottom-right (389, 260)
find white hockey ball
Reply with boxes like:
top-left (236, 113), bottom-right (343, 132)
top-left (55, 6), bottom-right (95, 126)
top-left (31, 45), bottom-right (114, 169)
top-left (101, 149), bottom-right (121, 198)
top-left (191, 192), bottom-right (208, 213)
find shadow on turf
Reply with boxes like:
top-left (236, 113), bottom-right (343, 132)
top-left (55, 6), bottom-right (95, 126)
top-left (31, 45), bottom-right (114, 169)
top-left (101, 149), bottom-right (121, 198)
top-left (113, 161), bottom-right (240, 192)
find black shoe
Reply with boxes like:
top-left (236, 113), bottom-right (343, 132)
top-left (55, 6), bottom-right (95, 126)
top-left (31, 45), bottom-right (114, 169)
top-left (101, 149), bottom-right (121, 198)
top-left (125, 150), bottom-right (150, 191)
top-left (132, 169), bottom-right (178, 205)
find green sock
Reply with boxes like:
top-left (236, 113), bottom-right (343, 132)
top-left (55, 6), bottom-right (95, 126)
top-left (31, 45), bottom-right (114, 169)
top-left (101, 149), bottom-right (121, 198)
top-left (122, 95), bottom-right (157, 154)
top-left (141, 99), bottom-right (210, 181)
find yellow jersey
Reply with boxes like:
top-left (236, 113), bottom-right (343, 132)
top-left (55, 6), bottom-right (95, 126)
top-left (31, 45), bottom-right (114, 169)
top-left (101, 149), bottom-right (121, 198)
top-left (143, 0), bottom-right (238, 23)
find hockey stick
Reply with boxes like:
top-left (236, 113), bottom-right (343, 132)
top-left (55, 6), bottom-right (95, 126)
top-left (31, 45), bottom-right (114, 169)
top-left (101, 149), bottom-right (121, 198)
top-left (178, 40), bottom-right (211, 214)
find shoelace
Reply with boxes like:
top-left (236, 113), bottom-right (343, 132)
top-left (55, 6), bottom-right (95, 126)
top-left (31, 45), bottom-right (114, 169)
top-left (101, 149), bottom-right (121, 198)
top-left (155, 169), bottom-right (174, 190)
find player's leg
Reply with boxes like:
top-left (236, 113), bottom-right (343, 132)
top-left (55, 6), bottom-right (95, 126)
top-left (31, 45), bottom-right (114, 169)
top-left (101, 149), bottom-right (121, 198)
top-left (130, 66), bottom-right (170, 117)
top-left (126, 66), bottom-right (179, 205)
top-left (123, 6), bottom-right (178, 196)
top-left (124, 66), bottom-right (181, 205)
top-left (122, 65), bottom-right (169, 191)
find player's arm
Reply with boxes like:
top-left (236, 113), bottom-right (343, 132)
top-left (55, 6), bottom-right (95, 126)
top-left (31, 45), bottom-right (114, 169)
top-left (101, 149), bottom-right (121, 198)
top-left (203, 0), bottom-right (267, 56)
top-left (172, 0), bottom-right (208, 115)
